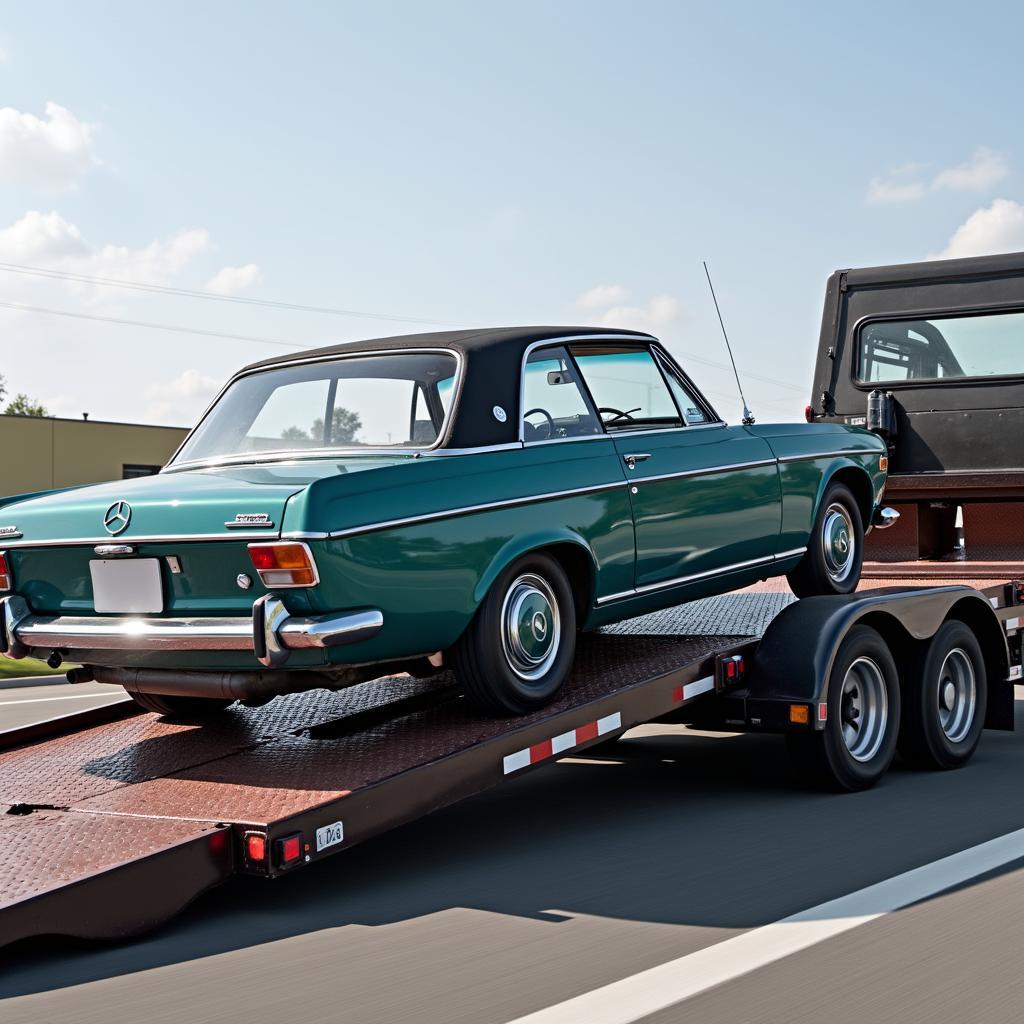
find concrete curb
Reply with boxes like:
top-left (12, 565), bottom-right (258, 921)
top-left (0, 675), bottom-right (66, 691)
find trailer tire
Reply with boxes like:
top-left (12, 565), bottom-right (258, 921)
top-left (898, 620), bottom-right (987, 770)
top-left (129, 692), bottom-right (235, 720)
top-left (787, 482), bottom-right (863, 598)
top-left (786, 624), bottom-right (900, 791)
top-left (454, 552), bottom-right (576, 715)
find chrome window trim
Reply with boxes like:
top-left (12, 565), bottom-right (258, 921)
top-left (606, 421), bottom-right (728, 438)
top-left (650, 343), bottom-right (722, 426)
top-left (163, 346), bottom-right (466, 473)
top-left (595, 547), bottom-right (808, 605)
top-left (516, 334), bottom-right (656, 445)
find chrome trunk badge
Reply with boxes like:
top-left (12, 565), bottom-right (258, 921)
top-left (0, 526), bottom-right (21, 539)
top-left (225, 513), bottom-right (275, 529)
top-left (102, 501), bottom-right (132, 535)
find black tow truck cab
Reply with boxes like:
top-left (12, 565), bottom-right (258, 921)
top-left (809, 250), bottom-right (1024, 564)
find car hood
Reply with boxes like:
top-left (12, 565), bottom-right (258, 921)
top-left (0, 459), bottom-right (406, 546)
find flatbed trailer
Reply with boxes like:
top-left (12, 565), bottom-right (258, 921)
top-left (1, 579), bottom-right (1021, 948)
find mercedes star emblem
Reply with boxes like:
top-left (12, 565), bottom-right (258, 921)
top-left (103, 501), bottom-right (132, 536)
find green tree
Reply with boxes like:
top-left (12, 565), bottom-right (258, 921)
top-left (0, 374), bottom-right (6, 403)
top-left (280, 425), bottom-right (311, 442)
top-left (4, 393), bottom-right (48, 417)
top-left (310, 406), bottom-right (362, 445)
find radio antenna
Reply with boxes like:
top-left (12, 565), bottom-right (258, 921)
top-left (703, 261), bottom-right (755, 425)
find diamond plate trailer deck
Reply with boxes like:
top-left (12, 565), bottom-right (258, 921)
top-left (1, 581), bottom-right (1020, 948)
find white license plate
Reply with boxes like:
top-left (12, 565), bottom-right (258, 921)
top-left (316, 820), bottom-right (345, 852)
top-left (89, 558), bottom-right (164, 614)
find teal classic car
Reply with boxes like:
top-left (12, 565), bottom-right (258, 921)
top-left (0, 327), bottom-right (893, 718)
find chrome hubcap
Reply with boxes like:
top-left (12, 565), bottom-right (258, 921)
top-left (840, 656), bottom-right (888, 762)
top-left (500, 573), bottom-right (561, 681)
top-left (937, 647), bottom-right (976, 743)
top-left (822, 503), bottom-right (855, 583)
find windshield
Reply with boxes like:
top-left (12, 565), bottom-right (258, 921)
top-left (172, 351), bottom-right (460, 464)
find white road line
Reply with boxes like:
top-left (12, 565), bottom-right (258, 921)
top-left (505, 827), bottom-right (1024, 1024)
top-left (0, 693), bottom-right (126, 706)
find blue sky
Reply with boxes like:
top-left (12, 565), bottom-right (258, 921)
top-left (1, 1), bottom-right (1022, 427)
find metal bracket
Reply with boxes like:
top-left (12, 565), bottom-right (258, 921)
top-left (0, 595), bottom-right (31, 660)
top-left (252, 595), bottom-right (291, 668)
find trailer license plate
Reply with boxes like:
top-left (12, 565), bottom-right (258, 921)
top-left (89, 558), bottom-right (164, 614)
top-left (316, 820), bottom-right (344, 851)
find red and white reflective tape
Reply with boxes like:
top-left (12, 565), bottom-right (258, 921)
top-left (503, 712), bottom-right (622, 775)
top-left (671, 675), bottom-right (714, 703)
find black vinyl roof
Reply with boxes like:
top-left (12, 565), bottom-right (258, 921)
top-left (240, 326), bottom-right (655, 448)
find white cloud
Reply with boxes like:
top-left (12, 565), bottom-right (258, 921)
top-left (930, 198), bottom-right (1024, 260)
top-left (0, 102), bottom-right (98, 190)
top-left (575, 284), bottom-right (682, 332)
top-left (576, 284), bottom-right (629, 310)
top-left (0, 210), bottom-right (209, 288)
top-left (932, 147), bottom-right (1009, 193)
top-left (867, 146), bottom-right (1010, 205)
top-left (206, 263), bottom-right (261, 295)
top-left (144, 369), bottom-right (221, 424)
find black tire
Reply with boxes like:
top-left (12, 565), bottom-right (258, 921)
top-left (786, 624), bottom-right (900, 791)
top-left (787, 482), bottom-right (864, 598)
top-left (129, 691), bottom-right (234, 721)
top-left (454, 552), bottom-right (576, 715)
top-left (898, 620), bottom-right (987, 770)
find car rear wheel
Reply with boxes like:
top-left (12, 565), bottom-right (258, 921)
top-left (786, 624), bottom-right (900, 791)
top-left (787, 482), bottom-right (864, 598)
top-left (454, 552), bottom-right (576, 715)
top-left (898, 620), bottom-right (987, 770)
top-left (128, 691), bottom-right (235, 721)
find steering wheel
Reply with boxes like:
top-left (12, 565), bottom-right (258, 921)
top-left (599, 406), bottom-right (641, 425)
top-left (523, 407), bottom-right (557, 440)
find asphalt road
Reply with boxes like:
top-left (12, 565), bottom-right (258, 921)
top-left (2, 687), bottom-right (1024, 1023)
top-left (0, 678), bottom-right (128, 731)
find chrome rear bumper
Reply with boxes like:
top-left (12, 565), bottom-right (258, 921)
top-left (0, 594), bottom-right (383, 668)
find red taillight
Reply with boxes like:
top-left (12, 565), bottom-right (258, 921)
top-left (804, 405), bottom-right (814, 423)
top-left (247, 542), bottom-right (319, 588)
top-left (0, 551), bottom-right (10, 592)
top-left (276, 833), bottom-right (303, 866)
top-left (245, 832), bottom-right (267, 862)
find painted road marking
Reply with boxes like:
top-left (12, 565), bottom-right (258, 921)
top-left (505, 827), bottom-right (1024, 1024)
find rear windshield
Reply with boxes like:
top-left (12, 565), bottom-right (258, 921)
top-left (172, 351), bottom-right (459, 464)
top-left (858, 311), bottom-right (1024, 384)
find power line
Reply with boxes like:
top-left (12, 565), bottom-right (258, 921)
top-left (0, 300), bottom-right (309, 348)
top-left (0, 260), bottom-right (475, 328)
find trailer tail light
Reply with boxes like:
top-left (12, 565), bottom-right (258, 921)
top-left (715, 653), bottom-right (747, 692)
top-left (0, 552), bottom-right (10, 591)
top-left (244, 831), bottom-right (267, 863)
top-left (248, 543), bottom-right (319, 588)
top-left (804, 405), bottom-right (814, 423)
top-left (275, 832), bottom-right (304, 867)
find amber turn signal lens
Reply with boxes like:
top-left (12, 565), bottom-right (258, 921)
top-left (247, 543), bottom-right (319, 588)
top-left (879, 456), bottom-right (889, 472)
top-left (789, 704), bottom-right (810, 725)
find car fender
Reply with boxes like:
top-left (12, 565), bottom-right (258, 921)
top-left (750, 586), bottom-right (1010, 728)
top-left (473, 528), bottom-right (597, 607)
top-left (812, 456), bottom-right (877, 525)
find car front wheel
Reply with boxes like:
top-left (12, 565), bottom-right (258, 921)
top-left (454, 552), bottom-right (576, 715)
top-left (787, 482), bottom-right (864, 598)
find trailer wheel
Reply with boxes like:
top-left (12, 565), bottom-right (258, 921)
top-left (786, 624), bottom-right (900, 791)
top-left (454, 552), bottom-right (576, 715)
top-left (787, 482), bottom-right (864, 598)
top-left (898, 620), bottom-right (987, 770)
top-left (129, 692), bottom-right (235, 721)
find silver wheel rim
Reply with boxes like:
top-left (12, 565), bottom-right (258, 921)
top-left (500, 573), bottom-right (561, 682)
top-left (840, 656), bottom-right (888, 762)
top-left (937, 647), bottom-right (976, 743)
top-left (821, 502), bottom-right (856, 584)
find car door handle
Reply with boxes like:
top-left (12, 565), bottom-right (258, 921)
top-left (622, 453), bottom-right (651, 470)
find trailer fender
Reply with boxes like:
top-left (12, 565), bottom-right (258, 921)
top-left (750, 586), bottom-right (1010, 729)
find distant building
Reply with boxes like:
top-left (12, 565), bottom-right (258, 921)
top-left (1, 414), bottom-right (189, 497)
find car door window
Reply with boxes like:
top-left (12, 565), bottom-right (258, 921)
top-left (658, 360), bottom-right (712, 425)
top-left (571, 346), bottom-right (682, 431)
top-left (521, 346), bottom-right (601, 442)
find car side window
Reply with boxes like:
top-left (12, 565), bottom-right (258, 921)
top-left (660, 362), bottom-right (711, 425)
top-left (522, 346), bottom-right (601, 442)
top-left (571, 345), bottom-right (682, 431)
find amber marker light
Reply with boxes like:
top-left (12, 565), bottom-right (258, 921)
top-left (248, 542), bottom-right (320, 588)
top-left (879, 455), bottom-right (889, 472)
top-left (789, 704), bottom-right (811, 726)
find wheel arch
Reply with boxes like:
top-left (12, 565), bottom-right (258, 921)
top-left (819, 462), bottom-right (875, 528)
top-left (750, 587), bottom-right (1008, 726)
